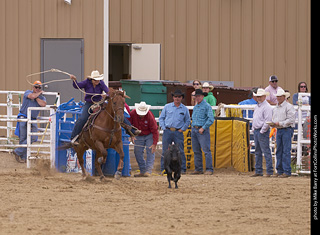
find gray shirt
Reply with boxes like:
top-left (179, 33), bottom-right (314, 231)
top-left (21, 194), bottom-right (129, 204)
top-left (19, 90), bottom-right (46, 119)
top-left (272, 100), bottom-right (296, 128)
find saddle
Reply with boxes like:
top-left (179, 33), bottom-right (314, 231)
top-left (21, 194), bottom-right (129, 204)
top-left (81, 103), bottom-right (139, 138)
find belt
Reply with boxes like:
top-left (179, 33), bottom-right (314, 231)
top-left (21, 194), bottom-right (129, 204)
top-left (166, 127), bottom-right (179, 131)
top-left (193, 126), bottom-right (202, 129)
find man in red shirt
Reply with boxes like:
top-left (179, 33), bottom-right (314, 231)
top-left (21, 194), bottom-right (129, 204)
top-left (129, 101), bottom-right (159, 177)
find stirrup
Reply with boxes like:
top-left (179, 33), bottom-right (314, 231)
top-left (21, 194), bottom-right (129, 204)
top-left (71, 135), bottom-right (79, 145)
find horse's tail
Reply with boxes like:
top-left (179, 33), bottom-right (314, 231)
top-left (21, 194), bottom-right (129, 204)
top-left (56, 143), bottom-right (73, 150)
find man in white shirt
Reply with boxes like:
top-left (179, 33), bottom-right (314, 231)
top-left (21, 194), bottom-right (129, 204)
top-left (251, 89), bottom-right (274, 177)
top-left (271, 88), bottom-right (296, 178)
top-left (265, 75), bottom-right (282, 105)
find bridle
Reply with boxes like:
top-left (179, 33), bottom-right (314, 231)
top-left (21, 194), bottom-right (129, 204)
top-left (103, 92), bottom-right (125, 123)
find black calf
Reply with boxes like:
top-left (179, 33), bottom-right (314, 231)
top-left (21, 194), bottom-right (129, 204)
top-left (164, 144), bottom-right (182, 189)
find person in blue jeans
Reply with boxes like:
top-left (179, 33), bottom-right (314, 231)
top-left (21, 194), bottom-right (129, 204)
top-left (159, 89), bottom-right (191, 174)
top-left (250, 88), bottom-right (273, 177)
top-left (13, 81), bottom-right (47, 163)
top-left (271, 88), bottom-right (296, 177)
top-left (69, 71), bottom-right (109, 145)
top-left (190, 89), bottom-right (214, 175)
top-left (129, 101), bottom-right (159, 177)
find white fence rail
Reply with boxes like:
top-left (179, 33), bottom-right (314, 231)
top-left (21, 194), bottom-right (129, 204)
top-left (0, 90), bottom-right (60, 168)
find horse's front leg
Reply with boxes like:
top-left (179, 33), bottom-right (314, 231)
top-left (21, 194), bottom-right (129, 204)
top-left (74, 145), bottom-right (87, 178)
top-left (94, 141), bottom-right (108, 180)
top-left (114, 142), bottom-right (125, 180)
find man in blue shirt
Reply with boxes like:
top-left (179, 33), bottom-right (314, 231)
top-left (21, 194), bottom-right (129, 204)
top-left (13, 81), bottom-right (47, 163)
top-left (159, 89), bottom-right (191, 173)
top-left (238, 87), bottom-right (258, 119)
top-left (191, 89), bottom-right (214, 175)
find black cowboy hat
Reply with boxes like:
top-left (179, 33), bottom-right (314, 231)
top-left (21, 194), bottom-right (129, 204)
top-left (171, 89), bottom-right (185, 98)
top-left (193, 89), bottom-right (204, 96)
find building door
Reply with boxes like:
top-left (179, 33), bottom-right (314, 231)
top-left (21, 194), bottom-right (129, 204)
top-left (41, 39), bottom-right (84, 104)
top-left (131, 44), bottom-right (161, 80)
top-left (109, 43), bottom-right (161, 81)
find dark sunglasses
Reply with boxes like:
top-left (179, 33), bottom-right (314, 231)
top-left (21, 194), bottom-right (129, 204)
top-left (34, 86), bottom-right (42, 89)
top-left (271, 80), bottom-right (278, 83)
top-left (300, 86), bottom-right (306, 88)
top-left (193, 83), bottom-right (200, 85)
top-left (173, 96), bottom-right (182, 98)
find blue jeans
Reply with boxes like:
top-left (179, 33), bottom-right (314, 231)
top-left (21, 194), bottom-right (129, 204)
top-left (14, 117), bottom-right (38, 160)
top-left (161, 129), bottom-right (187, 172)
top-left (134, 134), bottom-right (155, 174)
top-left (254, 129), bottom-right (273, 175)
top-left (191, 127), bottom-right (213, 172)
top-left (276, 127), bottom-right (294, 176)
top-left (71, 102), bottom-right (92, 139)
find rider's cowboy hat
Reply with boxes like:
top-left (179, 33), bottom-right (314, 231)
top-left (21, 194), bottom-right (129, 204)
top-left (202, 82), bottom-right (214, 91)
top-left (275, 88), bottom-right (290, 98)
top-left (253, 88), bottom-right (270, 97)
top-left (88, 70), bottom-right (104, 80)
top-left (135, 101), bottom-right (151, 116)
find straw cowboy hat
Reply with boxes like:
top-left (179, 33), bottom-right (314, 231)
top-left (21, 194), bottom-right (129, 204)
top-left (88, 70), bottom-right (104, 80)
top-left (253, 88), bottom-right (270, 97)
top-left (135, 101), bottom-right (151, 116)
top-left (202, 82), bottom-right (214, 91)
top-left (275, 88), bottom-right (290, 98)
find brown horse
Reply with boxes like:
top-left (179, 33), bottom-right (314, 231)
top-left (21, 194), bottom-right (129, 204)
top-left (61, 88), bottom-right (126, 180)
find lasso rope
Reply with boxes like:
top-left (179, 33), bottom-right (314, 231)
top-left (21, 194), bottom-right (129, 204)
top-left (26, 68), bottom-right (106, 105)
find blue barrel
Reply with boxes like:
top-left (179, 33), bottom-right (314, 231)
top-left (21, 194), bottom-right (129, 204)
top-left (101, 128), bottom-right (131, 177)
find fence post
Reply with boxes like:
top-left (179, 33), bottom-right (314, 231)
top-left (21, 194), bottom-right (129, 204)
top-left (26, 108), bottom-right (32, 168)
top-left (50, 109), bottom-right (56, 168)
top-left (6, 92), bottom-right (13, 144)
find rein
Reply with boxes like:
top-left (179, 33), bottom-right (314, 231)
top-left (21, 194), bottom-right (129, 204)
top-left (90, 92), bottom-right (124, 133)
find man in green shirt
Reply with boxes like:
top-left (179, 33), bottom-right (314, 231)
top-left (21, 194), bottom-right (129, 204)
top-left (202, 82), bottom-right (217, 116)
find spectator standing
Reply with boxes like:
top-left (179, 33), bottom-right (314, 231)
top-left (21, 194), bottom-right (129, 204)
top-left (238, 87), bottom-right (258, 119)
top-left (191, 80), bottom-right (202, 106)
top-left (129, 101), bottom-right (159, 177)
top-left (13, 81), bottom-right (47, 163)
top-left (293, 82), bottom-right (311, 105)
top-left (292, 82), bottom-right (311, 118)
top-left (271, 88), bottom-right (296, 178)
top-left (190, 89), bottom-right (215, 175)
top-left (265, 75), bottom-right (282, 105)
top-left (250, 89), bottom-right (273, 177)
top-left (159, 89), bottom-right (191, 174)
top-left (202, 82), bottom-right (217, 116)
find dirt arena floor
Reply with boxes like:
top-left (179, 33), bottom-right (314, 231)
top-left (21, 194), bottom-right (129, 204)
top-left (0, 151), bottom-right (311, 235)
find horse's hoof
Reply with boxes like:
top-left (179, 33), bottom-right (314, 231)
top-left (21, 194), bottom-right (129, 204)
top-left (100, 175), bottom-right (105, 181)
top-left (114, 171), bottom-right (121, 180)
top-left (84, 175), bottom-right (95, 182)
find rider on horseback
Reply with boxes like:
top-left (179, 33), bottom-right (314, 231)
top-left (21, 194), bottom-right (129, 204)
top-left (69, 70), bottom-right (140, 145)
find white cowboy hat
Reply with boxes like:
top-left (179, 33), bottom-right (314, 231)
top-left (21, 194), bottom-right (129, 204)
top-left (135, 101), bottom-right (151, 116)
top-left (253, 88), bottom-right (270, 97)
top-left (202, 82), bottom-right (214, 91)
top-left (275, 88), bottom-right (290, 98)
top-left (88, 70), bottom-right (104, 80)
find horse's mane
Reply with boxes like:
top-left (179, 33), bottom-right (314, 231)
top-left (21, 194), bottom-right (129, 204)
top-left (106, 88), bottom-right (130, 101)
